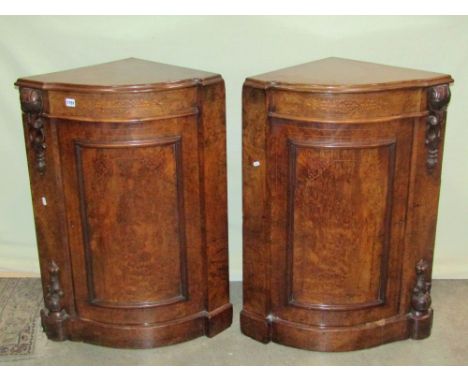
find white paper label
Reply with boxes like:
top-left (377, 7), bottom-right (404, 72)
top-left (65, 98), bottom-right (76, 108)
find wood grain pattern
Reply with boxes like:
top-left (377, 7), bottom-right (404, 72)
top-left (241, 85), bottom-right (271, 343)
top-left (286, 139), bottom-right (395, 310)
top-left (241, 58), bottom-right (453, 351)
top-left (74, 137), bottom-right (188, 308)
top-left (20, 95), bottom-right (78, 337)
top-left (16, 59), bottom-right (232, 348)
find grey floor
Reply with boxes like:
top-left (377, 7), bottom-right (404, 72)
top-left (2, 280), bottom-right (468, 365)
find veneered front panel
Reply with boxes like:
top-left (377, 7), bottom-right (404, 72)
top-left (288, 141), bottom-right (394, 309)
top-left (57, 115), bottom-right (203, 325)
top-left (269, 118), bottom-right (413, 326)
top-left (75, 138), bottom-right (187, 307)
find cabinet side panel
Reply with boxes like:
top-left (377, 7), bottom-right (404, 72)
top-left (199, 82), bottom-right (230, 312)
top-left (20, 106), bottom-right (75, 317)
top-left (75, 139), bottom-right (187, 307)
top-left (57, 116), bottom-right (206, 325)
top-left (267, 118), bottom-right (413, 327)
top-left (288, 141), bottom-right (395, 309)
top-left (242, 85), bottom-right (270, 316)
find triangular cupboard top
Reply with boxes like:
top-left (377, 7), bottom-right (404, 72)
top-left (15, 58), bottom-right (221, 92)
top-left (246, 57), bottom-right (453, 92)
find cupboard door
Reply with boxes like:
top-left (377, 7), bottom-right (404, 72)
top-left (57, 115), bottom-right (203, 325)
top-left (268, 119), bottom-right (413, 326)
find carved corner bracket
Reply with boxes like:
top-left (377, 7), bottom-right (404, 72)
top-left (20, 88), bottom-right (46, 174)
top-left (426, 84), bottom-right (451, 172)
top-left (408, 259), bottom-right (433, 339)
top-left (40, 260), bottom-right (69, 341)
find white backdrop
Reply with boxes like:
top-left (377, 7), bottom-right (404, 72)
top-left (0, 16), bottom-right (467, 279)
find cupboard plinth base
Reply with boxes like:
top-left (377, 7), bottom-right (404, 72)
top-left (242, 60), bottom-right (452, 352)
top-left (240, 310), bottom-right (272, 344)
top-left (240, 309), bottom-right (435, 352)
top-left (42, 303), bottom-right (233, 349)
top-left (205, 303), bottom-right (233, 338)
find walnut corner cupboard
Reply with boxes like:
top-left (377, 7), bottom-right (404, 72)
top-left (16, 58), bottom-right (232, 348)
top-left (241, 57), bottom-right (453, 351)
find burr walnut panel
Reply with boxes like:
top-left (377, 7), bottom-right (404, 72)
top-left (47, 88), bottom-right (198, 122)
top-left (287, 140), bottom-right (395, 309)
top-left (74, 137), bottom-right (187, 308)
top-left (58, 116), bottom-right (204, 325)
top-left (269, 89), bottom-right (424, 123)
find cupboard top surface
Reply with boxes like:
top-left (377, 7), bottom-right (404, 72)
top-left (15, 58), bottom-right (221, 92)
top-left (246, 57), bottom-right (453, 92)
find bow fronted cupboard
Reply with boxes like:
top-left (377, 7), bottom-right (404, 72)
top-left (16, 58), bottom-right (232, 348)
top-left (241, 58), bottom-right (453, 351)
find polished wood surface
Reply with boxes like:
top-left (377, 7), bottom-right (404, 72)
top-left (17, 58), bottom-right (232, 348)
top-left (15, 58), bottom-right (220, 91)
top-left (286, 139), bottom-right (395, 309)
top-left (246, 57), bottom-right (453, 92)
top-left (241, 58), bottom-right (453, 351)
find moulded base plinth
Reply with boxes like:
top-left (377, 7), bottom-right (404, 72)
top-left (240, 308), bottom-right (434, 352)
top-left (42, 303), bottom-right (233, 349)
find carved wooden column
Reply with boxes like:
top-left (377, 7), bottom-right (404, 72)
top-left (426, 84), bottom-right (451, 171)
top-left (408, 259), bottom-right (433, 339)
top-left (40, 261), bottom-right (69, 340)
top-left (20, 88), bottom-right (46, 174)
